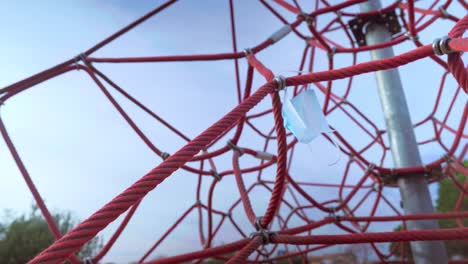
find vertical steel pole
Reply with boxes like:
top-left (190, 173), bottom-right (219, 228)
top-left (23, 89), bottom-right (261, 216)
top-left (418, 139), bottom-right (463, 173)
top-left (359, 1), bottom-right (448, 263)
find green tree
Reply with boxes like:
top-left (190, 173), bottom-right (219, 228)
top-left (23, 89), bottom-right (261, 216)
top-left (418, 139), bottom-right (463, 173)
top-left (390, 161), bottom-right (468, 259)
top-left (0, 206), bottom-right (102, 264)
top-left (434, 160), bottom-right (468, 257)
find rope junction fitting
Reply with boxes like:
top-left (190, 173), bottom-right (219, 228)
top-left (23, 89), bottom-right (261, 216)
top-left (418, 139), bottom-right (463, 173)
top-left (74, 53), bottom-right (87, 65)
top-left (443, 154), bottom-right (456, 163)
top-left (327, 46), bottom-right (337, 59)
top-left (328, 207), bottom-right (341, 222)
top-left (438, 6), bottom-right (449, 19)
top-left (405, 31), bottom-right (419, 41)
top-left (210, 170), bottom-right (221, 181)
top-left (243, 48), bottom-right (252, 56)
top-left (433, 36), bottom-right (454, 55)
top-left (273, 75), bottom-right (286, 91)
top-left (82, 258), bottom-right (93, 264)
top-left (298, 12), bottom-right (315, 25)
top-left (269, 25), bottom-right (293, 44)
top-left (255, 151), bottom-right (275, 161)
top-left (227, 139), bottom-right (244, 156)
top-left (250, 217), bottom-right (274, 245)
top-left (161, 152), bottom-right (170, 160)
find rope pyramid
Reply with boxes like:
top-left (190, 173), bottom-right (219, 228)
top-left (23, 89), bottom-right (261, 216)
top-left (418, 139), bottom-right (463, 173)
top-left (0, 1), bottom-right (467, 263)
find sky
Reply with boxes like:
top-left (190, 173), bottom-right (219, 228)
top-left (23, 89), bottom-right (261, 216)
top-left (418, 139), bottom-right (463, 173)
top-left (0, 0), bottom-right (466, 263)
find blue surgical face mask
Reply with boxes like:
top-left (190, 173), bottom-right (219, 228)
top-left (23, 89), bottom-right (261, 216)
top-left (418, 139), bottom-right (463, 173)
top-left (282, 89), bottom-right (332, 143)
top-left (282, 87), bottom-right (341, 165)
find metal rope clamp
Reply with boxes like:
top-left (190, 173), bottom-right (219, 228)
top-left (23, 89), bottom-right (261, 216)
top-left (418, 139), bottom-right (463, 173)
top-left (210, 169), bottom-right (221, 181)
top-left (443, 154), bottom-right (455, 164)
top-left (273, 75), bottom-right (286, 92)
top-left (372, 182), bottom-right (382, 192)
top-left (404, 31), bottom-right (419, 42)
top-left (227, 139), bottom-right (244, 156)
top-left (367, 163), bottom-right (376, 173)
top-left (380, 167), bottom-right (397, 185)
top-left (424, 165), bottom-right (444, 181)
top-left (335, 11), bottom-right (342, 20)
top-left (74, 53), bottom-right (87, 67)
top-left (433, 36), bottom-right (454, 56)
top-left (243, 48), bottom-right (253, 57)
top-left (327, 46), bottom-right (337, 59)
top-left (298, 12), bottom-right (315, 25)
top-left (328, 207), bottom-right (340, 221)
top-left (255, 151), bottom-right (275, 161)
top-left (249, 216), bottom-right (274, 244)
top-left (438, 6), bottom-right (449, 19)
top-left (161, 152), bottom-right (170, 160)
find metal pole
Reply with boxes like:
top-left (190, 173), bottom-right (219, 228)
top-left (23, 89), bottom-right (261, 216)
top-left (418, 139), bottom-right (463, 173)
top-left (359, 1), bottom-right (448, 263)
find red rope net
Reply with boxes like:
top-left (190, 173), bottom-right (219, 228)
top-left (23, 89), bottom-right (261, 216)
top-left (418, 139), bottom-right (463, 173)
top-left (0, 0), bottom-right (467, 263)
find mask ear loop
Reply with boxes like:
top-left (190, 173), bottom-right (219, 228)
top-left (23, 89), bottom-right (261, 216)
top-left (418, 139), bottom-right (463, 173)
top-left (303, 82), bottom-right (342, 165)
top-left (305, 85), bottom-right (342, 166)
top-left (304, 130), bottom-right (341, 166)
top-left (323, 130), bottom-right (342, 166)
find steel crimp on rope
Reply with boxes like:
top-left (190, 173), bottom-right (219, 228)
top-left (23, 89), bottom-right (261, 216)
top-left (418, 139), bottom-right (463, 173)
top-left (433, 36), bottom-right (455, 55)
top-left (249, 216), bottom-right (275, 245)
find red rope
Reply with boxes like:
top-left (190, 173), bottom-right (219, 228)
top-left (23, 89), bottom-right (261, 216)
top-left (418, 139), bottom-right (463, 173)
top-left (273, 228), bottom-right (468, 245)
top-left (448, 15), bottom-right (468, 93)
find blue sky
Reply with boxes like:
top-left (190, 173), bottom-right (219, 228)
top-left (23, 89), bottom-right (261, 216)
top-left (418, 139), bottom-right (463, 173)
top-left (0, 1), bottom-right (466, 263)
